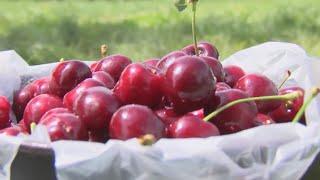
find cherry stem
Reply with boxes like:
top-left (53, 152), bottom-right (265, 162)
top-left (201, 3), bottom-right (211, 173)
top-left (278, 70), bottom-right (291, 89)
top-left (203, 91), bottom-right (302, 122)
top-left (191, 0), bottom-right (199, 56)
top-left (292, 88), bottom-right (320, 123)
top-left (100, 44), bottom-right (108, 58)
top-left (30, 122), bottom-right (36, 134)
top-left (138, 134), bottom-right (156, 146)
top-left (59, 58), bottom-right (65, 62)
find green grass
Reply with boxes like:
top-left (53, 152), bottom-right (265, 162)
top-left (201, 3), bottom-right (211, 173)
top-left (0, 0), bottom-right (320, 64)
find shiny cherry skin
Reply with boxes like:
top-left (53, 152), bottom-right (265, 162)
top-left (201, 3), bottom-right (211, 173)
top-left (253, 113), bottom-right (275, 126)
top-left (109, 104), bottom-right (165, 140)
top-left (154, 107), bottom-right (181, 125)
top-left (143, 58), bottom-right (160, 68)
top-left (205, 89), bottom-right (258, 134)
top-left (39, 108), bottom-right (88, 141)
top-left (223, 65), bottom-right (245, 87)
top-left (32, 77), bottom-right (52, 96)
top-left (93, 54), bottom-right (132, 82)
top-left (92, 71), bottom-right (115, 89)
top-left (216, 82), bottom-right (231, 92)
top-left (13, 83), bottom-right (36, 120)
top-left (23, 94), bottom-right (63, 132)
top-left (234, 73), bottom-right (280, 113)
top-left (163, 56), bottom-right (216, 114)
top-left (269, 87), bottom-right (305, 123)
top-left (188, 109), bottom-right (205, 119)
top-left (50, 60), bottom-right (92, 97)
top-left (168, 115), bottom-right (220, 138)
top-left (74, 86), bottom-right (121, 131)
top-left (0, 96), bottom-right (10, 129)
top-left (156, 51), bottom-right (187, 73)
top-left (182, 42), bottom-right (219, 59)
top-left (200, 56), bottom-right (225, 82)
top-left (113, 63), bottom-right (163, 108)
top-left (63, 78), bottom-right (104, 111)
top-left (0, 126), bottom-right (27, 136)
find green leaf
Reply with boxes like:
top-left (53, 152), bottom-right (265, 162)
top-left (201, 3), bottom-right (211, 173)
top-left (174, 0), bottom-right (188, 12)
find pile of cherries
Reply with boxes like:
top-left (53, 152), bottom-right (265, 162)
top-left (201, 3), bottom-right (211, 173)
top-left (0, 42), bottom-right (306, 143)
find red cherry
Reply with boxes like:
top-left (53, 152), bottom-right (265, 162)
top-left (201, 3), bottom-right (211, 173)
top-left (168, 115), bottom-right (219, 138)
top-left (92, 71), bottom-right (115, 89)
top-left (39, 108), bottom-right (88, 141)
top-left (269, 87), bottom-right (305, 123)
top-left (109, 104), bottom-right (165, 140)
top-left (223, 65), bottom-right (245, 87)
top-left (182, 42), bottom-right (219, 59)
top-left (156, 51), bottom-right (187, 73)
top-left (93, 54), bottom-right (132, 82)
top-left (73, 86), bottom-right (121, 131)
top-left (23, 94), bottom-right (63, 131)
top-left (200, 56), bottom-right (225, 82)
top-left (50, 60), bottom-right (92, 97)
top-left (63, 78), bottom-right (105, 111)
top-left (253, 113), bottom-right (275, 126)
top-left (113, 63), bottom-right (163, 108)
top-left (234, 73), bottom-right (280, 113)
top-left (13, 83), bottom-right (37, 120)
top-left (143, 58), bottom-right (160, 68)
top-left (154, 107), bottom-right (181, 125)
top-left (0, 126), bottom-right (27, 136)
top-left (205, 89), bottom-right (257, 134)
top-left (32, 77), bottom-right (52, 96)
top-left (0, 96), bottom-right (10, 129)
top-left (163, 56), bottom-right (216, 114)
top-left (216, 82), bottom-right (231, 92)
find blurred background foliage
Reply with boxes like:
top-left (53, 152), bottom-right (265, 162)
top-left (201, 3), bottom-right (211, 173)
top-left (0, 0), bottom-right (320, 64)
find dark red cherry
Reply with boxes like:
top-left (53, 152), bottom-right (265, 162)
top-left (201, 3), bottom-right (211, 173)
top-left (40, 107), bottom-right (71, 120)
top-left (109, 104), bottom-right (165, 140)
top-left (50, 60), bottom-right (92, 97)
top-left (93, 54), bottom-right (132, 82)
top-left (269, 87), bottom-right (305, 123)
top-left (143, 58), bottom-right (160, 68)
top-left (216, 82), bottom-right (231, 92)
top-left (13, 83), bottom-right (37, 120)
top-left (223, 65), bottom-right (245, 87)
top-left (163, 56), bottom-right (216, 114)
top-left (182, 42), bottom-right (219, 59)
top-left (168, 115), bottom-right (219, 138)
top-left (63, 78), bottom-right (104, 111)
top-left (32, 77), bottom-right (52, 96)
top-left (154, 107), bottom-right (181, 125)
top-left (92, 71), bottom-right (115, 89)
top-left (205, 89), bottom-right (257, 134)
top-left (113, 63), bottom-right (163, 108)
top-left (39, 109), bottom-right (88, 141)
top-left (234, 73), bottom-right (280, 113)
top-left (23, 94), bottom-right (63, 131)
top-left (156, 51), bottom-right (187, 73)
top-left (253, 113), bottom-right (275, 126)
top-left (0, 96), bottom-right (10, 129)
top-left (200, 56), bottom-right (225, 82)
top-left (0, 126), bottom-right (27, 136)
top-left (88, 130), bottom-right (108, 143)
top-left (74, 86), bottom-right (121, 131)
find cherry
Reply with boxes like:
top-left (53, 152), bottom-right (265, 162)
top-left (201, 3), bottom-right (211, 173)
top-left (216, 82), bottom-right (231, 92)
top-left (168, 115), bottom-right (219, 138)
top-left (269, 87), bottom-right (305, 123)
top-left (113, 63), bottom-right (163, 108)
top-left (23, 94), bottom-right (63, 132)
top-left (154, 107), bottom-right (181, 125)
top-left (39, 108), bottom-right (88, 141)
top-left (0, 126), bottom-right (27, 136)
top-left (63, 78), bottom-right (104, 111)
top-left (143, 58), bottom-right (160, 68)
top-left (156, 51), bottom-right (187, 73)
top-left (13, 83), bottom-right (36, 120)
top-left (204, 89), bottom-right (257, 134)
top-left (235, 73), bottom-right (280, 113)
top-left (182, 42), bottom-right (219, 59)
top-left (109, 104), bottom-right (165, 140)
top-left (188, 109), bottom-right (204, 119)
top-left (73, 86), bottom-right (121, 131)
top-left (49, 60), bottom-right (92, 97)
top-left (163, 56), bottom-right (216, 114)
top-left (90, 61), bottom-right (98, 72)
top-left (200, 56), bottom-right (225, 82)
top-left (223, 65), bottom-right (245, 87)
top-left (0, 96), bottom-right (10, 129)
top-left (92, 71), bottom-right (115, 89)
top-left (93, 54), bottom-right (132, 82)
top-left (32, 77), bottom-right (52, 96)
top-left (253, 113), bottom-right (275, 126)
top-left (17, 119), bottom-right (28, 132)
